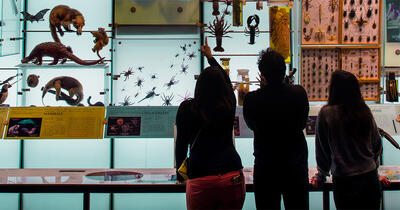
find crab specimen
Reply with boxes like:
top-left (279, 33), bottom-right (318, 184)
top-left (161, 93), bottom-right (174, 106)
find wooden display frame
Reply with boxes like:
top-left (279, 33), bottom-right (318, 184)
top-left (341, 0), bottom-right (382, 45)
top-left (301, 46), bottom-right (381, 101)
top-left (301, 0), bottom-right (341, 45)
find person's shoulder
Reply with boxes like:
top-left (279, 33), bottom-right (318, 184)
top-left (290, 84), bottom-right (307, 93)
top-left (244, 89), bottom-right (262, 102)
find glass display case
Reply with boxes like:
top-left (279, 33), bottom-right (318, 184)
top-left (0, 0), bottom-right (22, 56)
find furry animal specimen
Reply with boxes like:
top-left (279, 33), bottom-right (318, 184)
top-left (49, 5), bottom-right (85, 43)
top-left (91, 27), bottom-right (109, 60)
top-left (42, 76), bottom-right (83, 106)
top-left (21, 42), bottom-right (103, 65)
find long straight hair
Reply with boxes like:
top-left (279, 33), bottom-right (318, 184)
top-left (327, 70), bottom-right (373, 139)
top-left (193, 66), bottom-right (236, 128)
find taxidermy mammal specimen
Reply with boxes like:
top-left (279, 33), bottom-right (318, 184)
top-left (42, 76), bottom-right (83, 106)
top-left (49, 5), bottom-right (85, 43)
top-left (21, 42), bottom-right (104, 65)
top-left (91, 27), bottom-right (109, 60)
top-left (21, 9), bottom-right (50, 23)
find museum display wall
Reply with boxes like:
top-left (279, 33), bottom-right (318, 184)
top-left (0, 0), bottom-right (399, 209)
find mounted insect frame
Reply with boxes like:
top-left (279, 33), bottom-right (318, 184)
top-left (387, 0), bottom-right (400, 42)
top-left (341, 0), bottom-right (381, 44)
top-left (339, 46), bottom-right (381, 101)
top-left (300, 46), bottom-right (340, 101)
top-left (301, 0), bottom-right (341, 45)
top-left (114, 0), bottom-right (200, 25)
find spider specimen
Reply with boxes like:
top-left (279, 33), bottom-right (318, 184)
top-left (134, 77), bottom-right (144, 88)
top-left (165, 76), bottom-right (179, 89)
top-left (178, 90), bottom-right (192, 103)
top-left (121, 67), bottom-right (134, 81)
top-left (119, 96), bottom-right (134, 106)
top-left (180, 63), bottom-right (189, 74)
top-left (161, 93), bottom-right (174, 106)
top-left (187, 52), bottom-right (197, 60)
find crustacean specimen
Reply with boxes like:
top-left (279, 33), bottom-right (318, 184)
top-left (245, 15), bottom-right (260, 45)
top-left (121, 67), bottom-right (134, 81)
top-left (212, 0), bottom-right (220, 16)
top-left (138, 87), bottom-right (159, 103)
top-left (119, 96), bottom-right (134, 106)
top-left (207, 14), bottom-right (231, 52)
top-left (161, 93), bottom-right (174, 106)
top-left (165, 76), bottom-right (179, 89)
top-left (270, 7), bottom-right (290, 59)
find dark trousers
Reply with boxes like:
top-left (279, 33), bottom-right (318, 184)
top-left (333, 169), bottom-right (382, 210)
top-left (254, 167), bottom-right (309, 210)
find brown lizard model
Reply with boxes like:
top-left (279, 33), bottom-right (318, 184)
top-left (42, 76), bottom-right (83, 106)
top-left (91, 27), bottom-right (109, 60)
top-left (21, 42), bottom-right (104, 65)
top-left (49, 5), bottom-right (85, 43)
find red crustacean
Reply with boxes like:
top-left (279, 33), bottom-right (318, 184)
top-left (207, 14), bottom-right (231, 52)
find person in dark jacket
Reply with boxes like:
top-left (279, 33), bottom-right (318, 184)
top-left (175, 38), bottom-right (245, 210)
top-left (243, 48), bottom-right (309, 210)
top-left (311, 70), bottom-right (390, 210)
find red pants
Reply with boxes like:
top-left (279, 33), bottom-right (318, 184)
top-left (186, 170), bottom-right (246, 210)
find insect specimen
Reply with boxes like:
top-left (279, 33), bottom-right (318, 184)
top-left (303, 27), bottom-right (313, 41)
top-left (207, 14), bottom-right (231, 52)
top-left (180, 44), bottom-right (187, 52)
top-left (161, 93), bottom-right (174, 106)
top-left (367, 36), bottom-right (371, 42)
top-left (315, 28), bottom-right (325, 42)
top-left (187, 51), bottom-right (197, 60)
top-left (375, 9), bottom-right (378, 14)
top-left (350, 0), bottom-right (355, 5)
top-left (121, 67), bottom-right (134, 81)
top-left (367, 8), bottom-right (372, 18)
top-left (372, 22), bottom-right (376, 29)
top-left (368, 0), bottom-right (372, 4)
top-left (245, 14), bottom-right (260, 45)
top-left (150, 74), bottom-right (158, 80)
top-left (319, 5), bottom-right (322, 23)
top-left (373, 36), bottom-right (376, 41)
top-left (304, 12), bottom-right (310, 25)
top-left (359, 35), bottom-right (362, 42)
top-left (327, 25), bottom-right (332, 33)
top-left (349, 9), bottom-right (356, 19)
top-left (345, 21), bottom-right (349, 29)
top-left (134, 77), bottom-right (144, 88)
top-left (344, 0), bottom-right (347, 4)
top-left (327, 35), bottom-right (336, 41)
top-left (119, 96), bottom-right (134, 106)
top-left (304, 0), bottom-right (311, 11)
top-left (175, 53), bottom-right (179, 58)
top-left (331, 15), bottom-right (335, 23)
top-left (137, 87), bottom-right (159, 103)
top-left (329, 0), bottom-right (338, 13)
top-left (359, 0), bottom-right (363, 4)
top-left (137, 66), bottom-right (144, 72)
top-left (134, 93), bottom-right (139, 98)
top-left (355, 16), bottom-right (368, 31)
top-left (180, 63), bottom-right (189, 74)
top-left (343, 10), bottom-right (347, 17)
top-left (350, 37), bottom-right (354, 42)
top-left (165, 76), bottom-right (179, 89)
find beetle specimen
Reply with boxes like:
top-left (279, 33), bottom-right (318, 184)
top-left (355, 16), bottom-right (368, 31)
top-left (367, 36), bottom-right (371, 42)
top-left (373, 36), bottom-right (376, 41)
top-left (345, 21), bottom-right (349, 29)
top-left (372, 22), bottom-right (376, 29)
top-left (350, 37), bottom-right (354, 42)
top-left (367, 8), bottom-right (372, 18)
top-left (161, 93), bottom-right (174, 106)
top-left (343, 10), bottom-right (347, 17)
top-left (350, 0), bottom-right (355, 5)
top-left (303, 27), bottom-right (313, 41)
top-left (134, 77), bottom-right (144, 88)
top-left (304, 0), bottom-right (311, 11)
top-left (121, 67), bottom-right (134, 81)
top-left (349, 9), bottom-right (356, 19)
top-left (359, 0), bottom-right (363, 4)
top-left (165, 76), bottom-right (179, 89)
top-left (329, 0), bottom-right (338, 13)
top-left (359, 35), bottom-right (362, 42)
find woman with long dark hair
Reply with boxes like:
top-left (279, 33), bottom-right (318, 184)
top-left (311, 70), bottom-right (389, 210)
top-left (175, 38), bottom-right (245, 210)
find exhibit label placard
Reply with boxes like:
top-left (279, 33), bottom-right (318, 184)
top-left (105, 106), bottom-right (178, 138)
top-left (5, 107), bottom-right (106, 139)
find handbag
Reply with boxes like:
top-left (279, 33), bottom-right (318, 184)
top-left (177, 129), bottom-right (202, 180)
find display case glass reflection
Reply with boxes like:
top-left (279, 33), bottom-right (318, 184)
top-left (1, 0), bottom-right (21, 56)
top-left (387, 0), bottom-right (400, 42)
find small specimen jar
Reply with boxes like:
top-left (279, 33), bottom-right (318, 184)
top-left (232, 0), bottom-right (243, 26)
top-left (220, 58), bottom-right (231, 75)
top-left (237, 69), bottom-right (249, 106)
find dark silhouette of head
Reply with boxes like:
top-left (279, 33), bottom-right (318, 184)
top-left (258, 48), bottom-right (286, 85)
top-left (327, 70), bottom-right (373, 139)
top-left (194, 66), bottom-right (235, 127)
